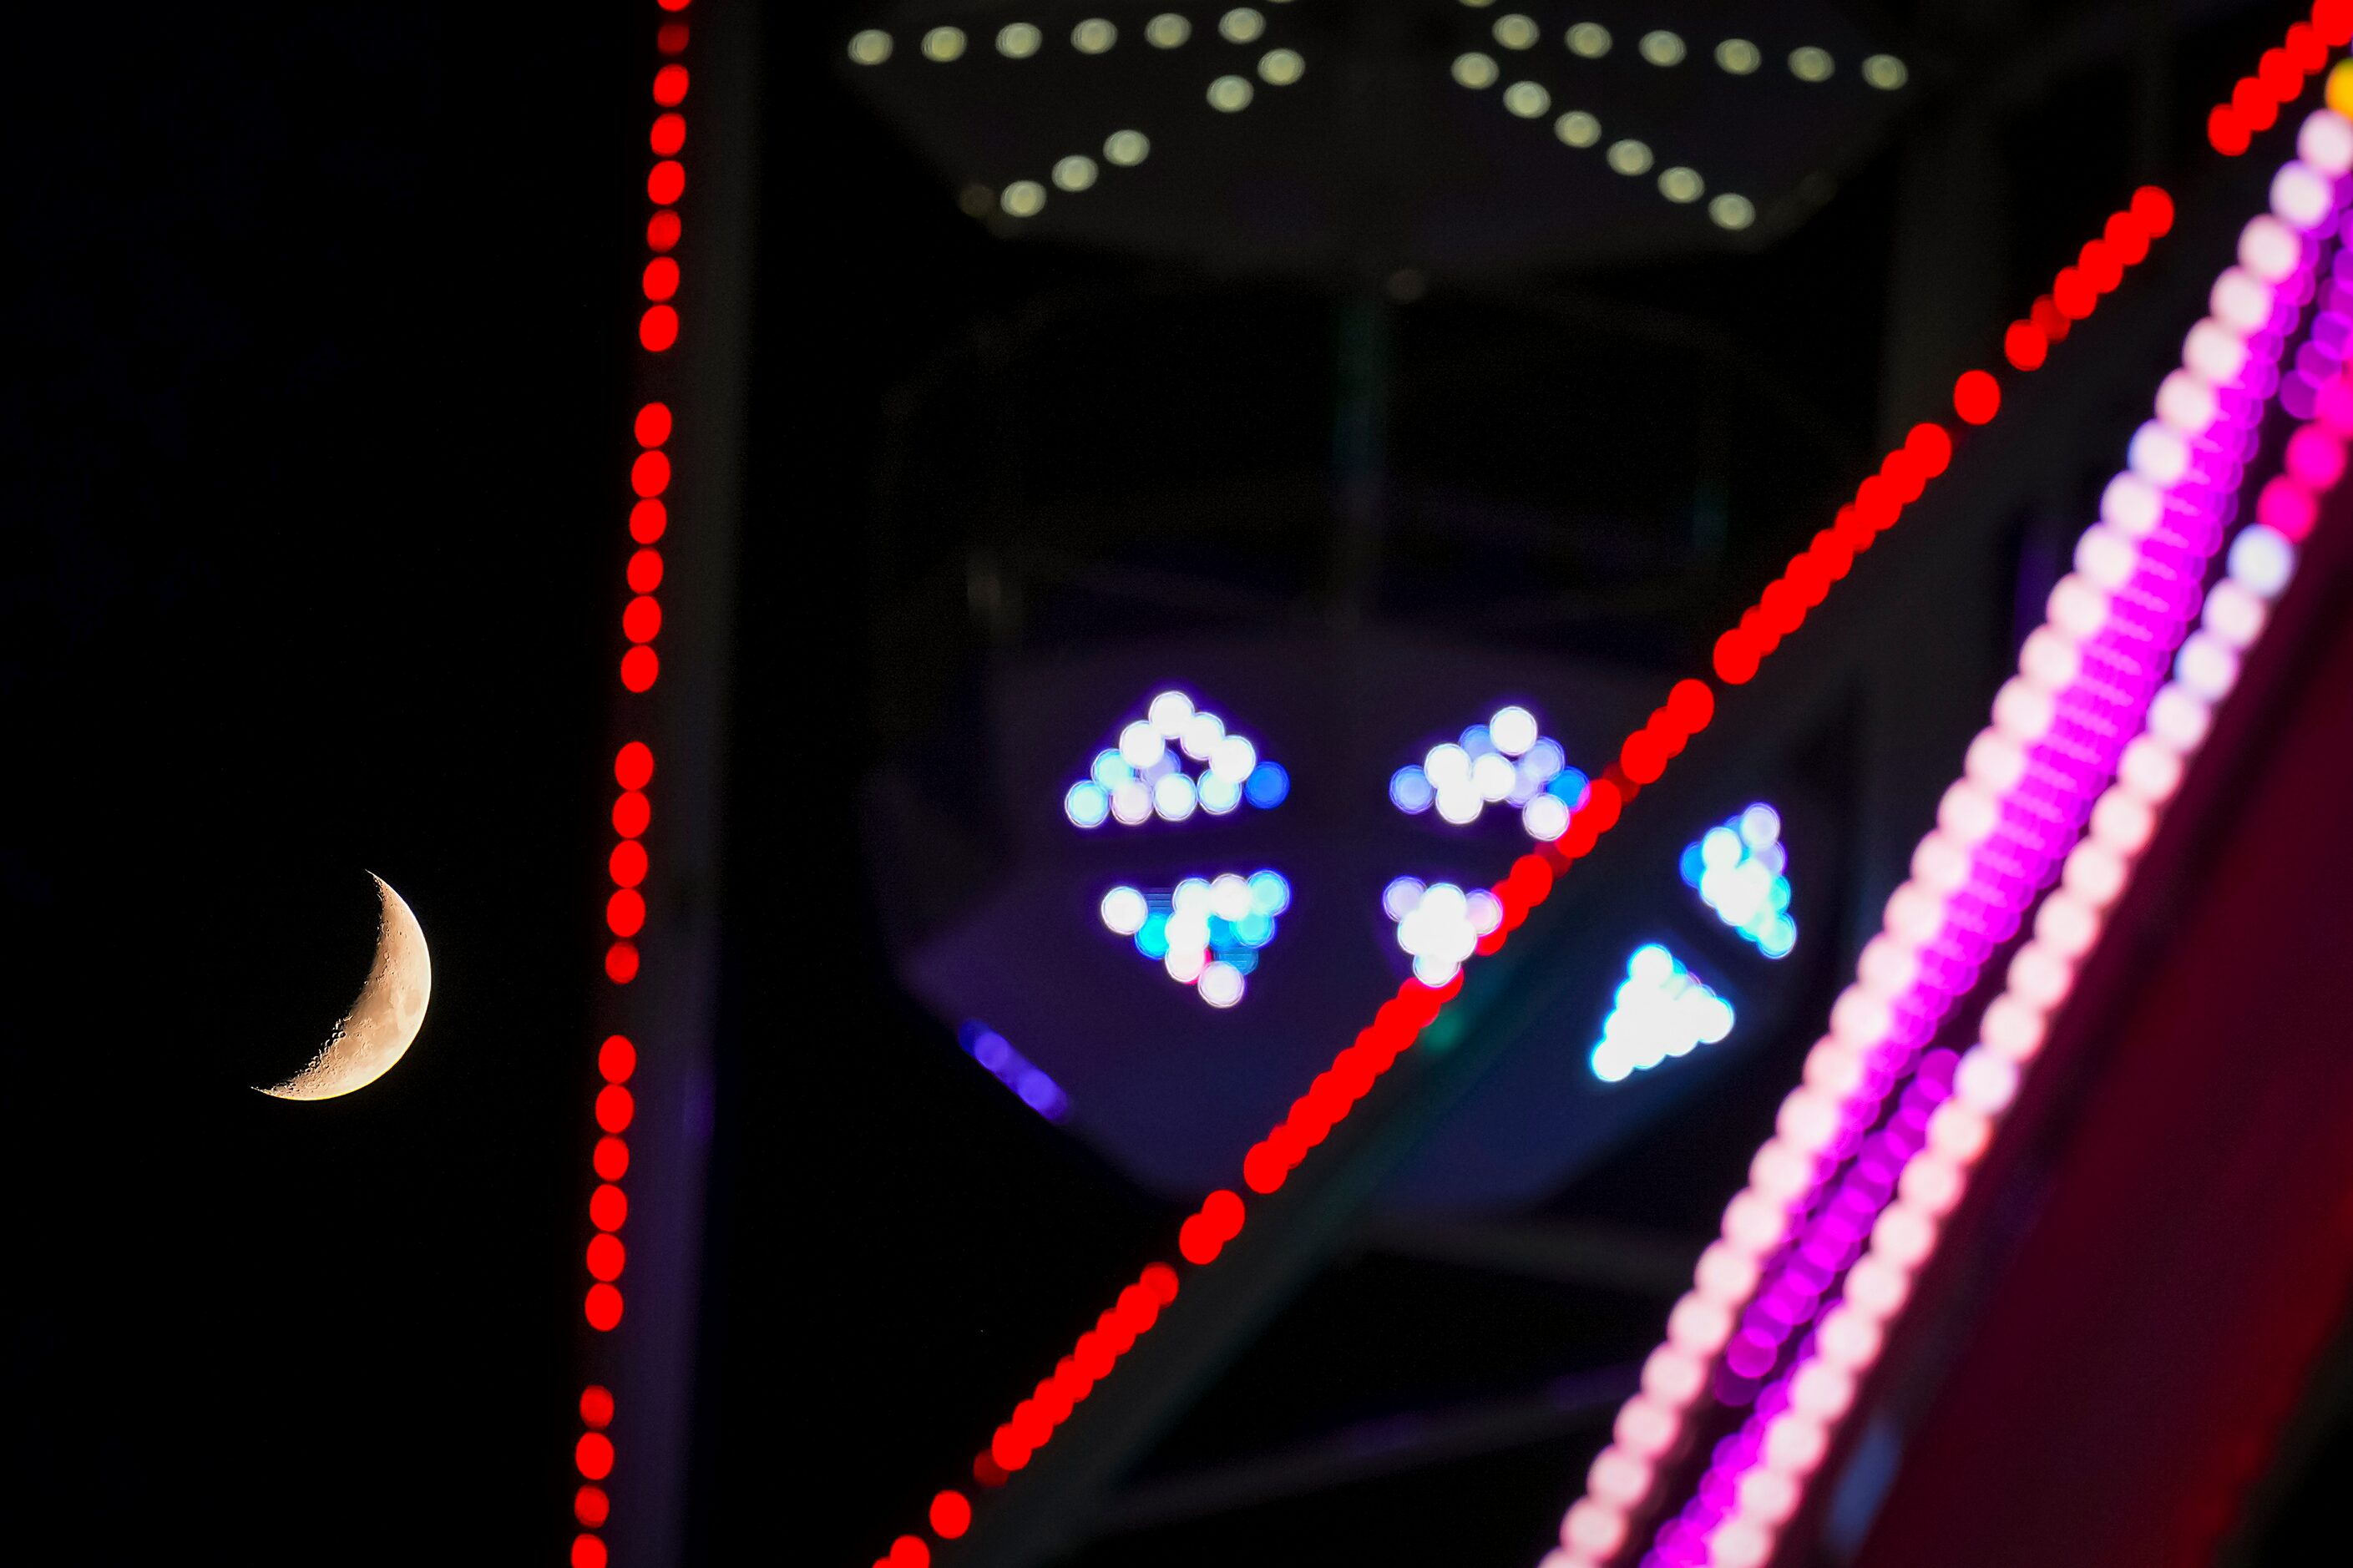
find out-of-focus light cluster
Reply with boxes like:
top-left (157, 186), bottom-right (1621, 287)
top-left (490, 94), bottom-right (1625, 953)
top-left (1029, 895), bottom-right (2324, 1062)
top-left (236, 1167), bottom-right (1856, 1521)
top-left (1540, 114), bottom-right (2350, 1568)
top-left (1101, 871), bottom-right (1292, 1006)
top-left (1456, 8), bottom-right (1906, 230)
top-left (1591, 945), bottom-right (1735, 1082)
top-left (1389, 705), bottom-right (1589, 838)
top-left (959, 1021), bottom-right (1070, 1120)
top-left (1680, 804), bottom-right (1796, 958)
top-left (1382, 877), bottom-right (1502, 986)
top-left (1065, 690), bottom-right (1288, 828)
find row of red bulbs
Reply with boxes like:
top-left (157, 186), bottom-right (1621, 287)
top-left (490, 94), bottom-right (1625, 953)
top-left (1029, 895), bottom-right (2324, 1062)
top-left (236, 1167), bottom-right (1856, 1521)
top-left (2209, 4), bottom-right (2349, 154)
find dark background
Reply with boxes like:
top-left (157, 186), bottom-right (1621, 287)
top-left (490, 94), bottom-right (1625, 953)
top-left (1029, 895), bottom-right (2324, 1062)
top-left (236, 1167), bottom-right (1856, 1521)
top-left (11, 3), bottom-right (2353, 1565)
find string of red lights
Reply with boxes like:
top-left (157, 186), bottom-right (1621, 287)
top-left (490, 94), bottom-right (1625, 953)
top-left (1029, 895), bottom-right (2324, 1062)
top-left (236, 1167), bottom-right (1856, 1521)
top-left (865, 188), bottom-right (2183, 1568)
top-left (2209, 2), bottom-right (2350, 154)
top-left (573, 3), bottom-right (691, 1566)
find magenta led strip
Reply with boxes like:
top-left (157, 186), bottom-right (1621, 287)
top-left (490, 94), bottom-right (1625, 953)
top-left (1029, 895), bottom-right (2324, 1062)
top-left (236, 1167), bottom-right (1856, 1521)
top-left (1542, 107), bottom-right (2353, 1568)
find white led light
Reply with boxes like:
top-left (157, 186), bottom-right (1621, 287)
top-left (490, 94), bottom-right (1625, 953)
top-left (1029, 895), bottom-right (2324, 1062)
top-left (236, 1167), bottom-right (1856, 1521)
top-left (1100, 886), bottom-right (1148, 934)
top-left (1146, 13), bottom-right (1191, 48)
top-left (1493, 13), bottom-right (1538, 50)
top-left (1789, 46), bottom-right (1833, 83)
top-left (1197, 961), bottom-right (1245, 1007)
top-left (1208, 73), bottom-right (1254, 109)
top-left (2210, 268), bottom-right (2275, 334)
top-left (1219, 8), bottom-right (1264, 43)
top-left (2184, 319), bottom-right (2252, 385)
top-left (2297, 107), bottom-right (2353, 175)
top-left (2272, 159), bottom-right (2335, 230)
top-left (1715, 38), bottom-right (1759, 74)
top-left (921, 26), bottom-right (967, 61)
top-left (2155, 370), bottom-right (2220, 435)
top-left (1524, 795), bottom-right (1570, 840)
top-left (1638, 29), bottom-right (1685, 67)
top-left (2147, 685), bottom-right (2213, 752)
top-left (2202, 578), bottom-right (2268, 648)
top-left (1861, 53), bottom-right (1907, 89)
top-left (2174, 630), bottom-right (2239, 701)
top-left (1566, 22), bottom-right (1611, 58)
top-left (1001, 180), bottom-right (1046, 218)
top-left (848, 29), bottom-right (893, 64)
top-left (2128, 421), bottom-right (2192, 485)
top-left (997, 23), bottom-right (1041, 58)
top-left (1105, 129), bottom-right (1151, 167)
top-left (1054, 154), bottom-right (1099, 192)
top-left (1072, 18), bottom-right (1117, 53)
top-left (2239, 215), bottom-right (2302, 282)
top-left (1556, 110), bottom-right (1602, 148)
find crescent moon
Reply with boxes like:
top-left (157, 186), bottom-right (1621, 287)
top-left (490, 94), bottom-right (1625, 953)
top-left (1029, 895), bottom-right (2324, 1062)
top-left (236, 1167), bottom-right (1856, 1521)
top-left (260, 873), bottom-right (433, 1101)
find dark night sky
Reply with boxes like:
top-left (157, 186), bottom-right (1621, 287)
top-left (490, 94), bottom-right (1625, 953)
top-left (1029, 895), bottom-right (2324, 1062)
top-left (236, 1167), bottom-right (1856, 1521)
top-left (13, 3), bottom-right (2353, 1566)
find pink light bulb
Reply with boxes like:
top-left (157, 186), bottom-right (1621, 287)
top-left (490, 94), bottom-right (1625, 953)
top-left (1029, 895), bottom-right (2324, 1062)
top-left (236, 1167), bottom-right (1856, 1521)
top-left (1818, 1305), bottom-right (1886, 1371)
top-left (1962, 730), bottom-right (2028, 793)
top-left (1872, 1204), bottom-right (1938, 1267)
top-left (1562, 1500), bottom-right (1628, 1558)
top-left (2183, 319), bottom-right (2250, 386)
top-left (1885, 881), bottom-right (1948, 943)
top-left (2209, 269), bottom-right (2275, 334)
top-left (2073, 525), bottom-right (2141, 590)
top-left (1857, 937), bottom-right (1921, 997)
top-left (1669, 1292), bottom-right (1734, 1354)
top-left (2201, 580), bottom-right (2268, 650)
top-left (1710, 1519), bottom-right (1774, 1568)
top-left (1642, 1345), bottom-right (1707, 1405)
top-left (1992, 677), bottom-right (2058, 742)
top-left (2174, 631), bottom-right (2239, 702)
top-left (2287, 426), bottom-right (2346, 489)
top-left (1928, 1101), bottom-right (1995, 1166)
top-left (2062, 840), bottom-right (2129, 908)
top-left (1830, 986), bottom-right (1895, 1044)
top-left (1614, 1396), bottom-right (1680, 1459)
top-left (2047, 574), bottom-right (2113, 641)
top-left (2237, 215), bottom-right (2302, 282)
top-left (2118, 734), bottom-right (2187, 803)
top-left (2155, 368), bottom-right (2221, 433)
top-left (1844, 1256), bottom-right (1911, 1321)
top-left (2101, 472), bottom-right (2167, 538)
top-left (2006, 942), bottom-right (2073, 1009)
top-left (2296, 108), bottom-right (2353, 175)
top-left (1726, 1190), bottom-right (1793, 1252)
top-left (1738, 1467), bottom-right (1804, 1525)
top-left (1804, 1037), bottom-right (1868, 1097)
top-left (1910, 831), bottom-right (1974, 895)
top-left (2148, 685), bottom-right (2213, 752)
top-left (1899, 1151), bottom-right (1966, 1216)
top-left (1955, 1045), bottom-right (2022, 1115)
top-left (1981, 994), bottom-right (2049, 1060)
top-left (2020, 626), bottom-right (2083, 689)
top-left (1938, 781), bottom-right (2001, 845)
top-left (1589, 1445), bottom-right (1654, 1508)
top-left (1789, 1361), bottom-right (1857, 1424)
top-left (2270, 161), bottom-right (2335, 230)
top-left (1749, 1141), bottom-right (1814, 1201)
top-left (1774, 1090), bottom-right (1841, 1156)
top-left (1762, 1412), bottom-right (1830, 1476)
top-left (1696, 1240), bottom-right (1763, 1303)
top-left (2033, 891), bottom-right (2101, 959)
